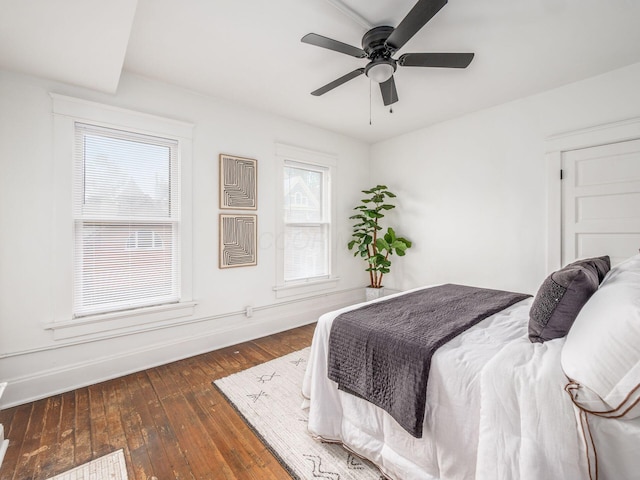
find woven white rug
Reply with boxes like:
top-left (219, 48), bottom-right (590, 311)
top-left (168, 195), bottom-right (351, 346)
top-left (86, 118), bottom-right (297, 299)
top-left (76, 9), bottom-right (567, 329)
top-left (214, 348), bottom-right (384, 480)
top-left (46, 449), bottom-right (128, 480)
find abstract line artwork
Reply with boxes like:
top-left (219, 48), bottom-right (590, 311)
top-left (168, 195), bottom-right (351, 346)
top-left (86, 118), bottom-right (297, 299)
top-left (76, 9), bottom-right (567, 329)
top-left (220, 154), bottom-right (257, 210)
top-left (219, 214), bottom-right (257, 268)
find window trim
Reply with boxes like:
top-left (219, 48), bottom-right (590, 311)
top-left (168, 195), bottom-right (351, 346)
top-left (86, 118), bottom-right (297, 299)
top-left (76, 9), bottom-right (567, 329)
top-left (274, 143), bottom-right (339, 298)
top-left (50, 94), bottom-right (194, 339)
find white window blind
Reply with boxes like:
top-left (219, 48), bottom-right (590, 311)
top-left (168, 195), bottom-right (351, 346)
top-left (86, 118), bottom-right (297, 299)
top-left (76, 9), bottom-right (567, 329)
top-left (73, 123), bottom-right (181, 317)
top-left (283, 161), bottom-right (330, 282)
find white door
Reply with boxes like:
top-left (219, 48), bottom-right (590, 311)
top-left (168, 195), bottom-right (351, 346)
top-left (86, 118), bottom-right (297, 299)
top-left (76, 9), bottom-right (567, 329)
top-left (562, 138), bottom-right (640, 266)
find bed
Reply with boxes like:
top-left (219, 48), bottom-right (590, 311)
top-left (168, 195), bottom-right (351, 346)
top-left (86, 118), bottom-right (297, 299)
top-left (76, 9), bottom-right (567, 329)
top-left (302, 254), bottom-right (640, 480)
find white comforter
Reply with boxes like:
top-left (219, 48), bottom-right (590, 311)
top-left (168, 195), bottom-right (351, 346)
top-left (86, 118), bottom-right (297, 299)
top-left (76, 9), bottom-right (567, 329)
top-left (302, 287), bottom-right (588, 480)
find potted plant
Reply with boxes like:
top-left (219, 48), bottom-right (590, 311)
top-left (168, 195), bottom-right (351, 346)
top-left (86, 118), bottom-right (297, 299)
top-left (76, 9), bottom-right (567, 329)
top-left (347, 185), bottom-right (412, 300)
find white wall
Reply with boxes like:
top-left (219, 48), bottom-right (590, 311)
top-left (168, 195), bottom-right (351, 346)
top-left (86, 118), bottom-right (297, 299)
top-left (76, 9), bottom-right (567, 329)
top-left (371, 62), bottom-right (640, 295)
top-left (0, 69), bottom-right (371, 407)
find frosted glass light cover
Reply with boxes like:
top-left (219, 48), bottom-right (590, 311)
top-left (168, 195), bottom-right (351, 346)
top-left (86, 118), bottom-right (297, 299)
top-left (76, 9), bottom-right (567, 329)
top-left (366, 63), bottom-right (394, 83)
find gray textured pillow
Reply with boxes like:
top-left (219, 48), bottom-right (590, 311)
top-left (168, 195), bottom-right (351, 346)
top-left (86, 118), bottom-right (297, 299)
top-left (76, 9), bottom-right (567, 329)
top-left (566, 255), bottom-right (611, 283)
top-left (528, 256), bottom-right (610, 343)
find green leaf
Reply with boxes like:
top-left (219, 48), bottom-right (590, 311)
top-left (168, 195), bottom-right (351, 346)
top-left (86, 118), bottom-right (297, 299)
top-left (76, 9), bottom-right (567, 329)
top-left (384, 228), bottom-right (396, 244)
top-left (375, 238), bottom-right (389, 251)
top-left (392, 238), bottom-right (406, 247)
top-left (397, 237), bottom-right (412, 248)
top-left (347, 240), bottom-right (356, 250)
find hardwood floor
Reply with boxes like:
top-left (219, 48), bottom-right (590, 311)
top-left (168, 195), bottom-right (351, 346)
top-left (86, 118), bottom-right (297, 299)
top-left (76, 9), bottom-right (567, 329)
top-left (0, 323), bottom-right (316, 480)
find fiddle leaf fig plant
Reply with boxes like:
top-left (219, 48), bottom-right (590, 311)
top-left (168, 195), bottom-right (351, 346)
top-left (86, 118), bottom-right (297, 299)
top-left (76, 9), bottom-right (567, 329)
top-left (347, 185), bottom-right (412, 288)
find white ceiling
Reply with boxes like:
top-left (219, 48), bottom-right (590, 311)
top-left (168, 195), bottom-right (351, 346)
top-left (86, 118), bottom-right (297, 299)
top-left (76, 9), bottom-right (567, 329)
top-left (2, 0), bottom-right (640, 143)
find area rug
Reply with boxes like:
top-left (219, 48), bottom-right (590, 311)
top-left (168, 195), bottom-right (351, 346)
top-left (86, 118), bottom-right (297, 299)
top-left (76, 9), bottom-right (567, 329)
top-left (46, 449), bottom-right (128, 480)
top-left (214, 348), bottom-right (384, 480)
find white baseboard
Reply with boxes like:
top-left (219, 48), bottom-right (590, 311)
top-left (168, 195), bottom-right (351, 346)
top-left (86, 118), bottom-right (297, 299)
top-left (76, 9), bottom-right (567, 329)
top-left (0, 289), bottom-right (364, 408)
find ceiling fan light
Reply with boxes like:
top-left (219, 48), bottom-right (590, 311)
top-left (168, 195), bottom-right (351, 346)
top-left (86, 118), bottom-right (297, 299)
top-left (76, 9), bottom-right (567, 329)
top-left (365, 61), bottom-right (395, 83)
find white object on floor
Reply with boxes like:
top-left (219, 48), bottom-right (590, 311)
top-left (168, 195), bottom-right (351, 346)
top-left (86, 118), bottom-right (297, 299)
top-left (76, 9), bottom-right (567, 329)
top-left (365, 286), bottom-right (385, 301)
top-left (0, 382), bottom-right (8, 469)
top-left (46, 449), bottom-right (128, 480)
top-left (0, 424), bottom-right (7, 469)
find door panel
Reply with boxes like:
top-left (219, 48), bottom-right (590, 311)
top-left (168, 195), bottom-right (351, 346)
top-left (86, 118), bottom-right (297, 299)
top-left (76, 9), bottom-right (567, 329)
top-left (577, 150), bottom-right (640, 186)
top-left (577, 233), bottom-right (640, 266)
top-left (577, 192), bottom-right (640, 222)
top-left (562, 138), bottom-right (640, 266)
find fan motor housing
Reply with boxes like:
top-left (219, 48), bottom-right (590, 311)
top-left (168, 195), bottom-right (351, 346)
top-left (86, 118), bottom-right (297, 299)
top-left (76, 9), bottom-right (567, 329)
top-left (362, 26), bottom-right (395, 58)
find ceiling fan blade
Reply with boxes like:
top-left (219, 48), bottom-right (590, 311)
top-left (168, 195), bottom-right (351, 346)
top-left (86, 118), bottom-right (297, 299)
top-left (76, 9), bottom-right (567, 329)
top-left (311, 68), bottom-right (365, 96)
top-left (399, 52), bottom-right (474, 68)
top-left (386, 0), bottom-right (448, 50)
top-left (301, 33), bottom-right (366, 58)
top-left (379, 76), bottom-right (399, 106)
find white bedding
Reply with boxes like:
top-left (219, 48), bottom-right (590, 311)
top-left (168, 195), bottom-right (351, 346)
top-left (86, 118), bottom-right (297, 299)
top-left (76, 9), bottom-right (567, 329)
top-left (301, 286), bottom-right (589, 480)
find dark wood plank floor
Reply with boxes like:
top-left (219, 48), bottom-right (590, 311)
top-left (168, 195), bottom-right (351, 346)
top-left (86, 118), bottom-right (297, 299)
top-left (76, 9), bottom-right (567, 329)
top-left (0, 323), bottom-right (316, 480)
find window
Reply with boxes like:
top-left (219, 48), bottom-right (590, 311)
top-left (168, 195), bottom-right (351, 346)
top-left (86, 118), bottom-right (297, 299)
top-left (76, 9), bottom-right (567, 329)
top-left (73, 123), bottom-right (180, 317)
top-left (274, 143), bottom-right (338, 298)
top-left (283, 161), bottom-right (330, 282)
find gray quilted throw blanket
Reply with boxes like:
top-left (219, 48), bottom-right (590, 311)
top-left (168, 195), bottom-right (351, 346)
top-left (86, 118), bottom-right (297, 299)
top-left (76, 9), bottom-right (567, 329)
top-left (327, 284), bottom-right (531, 438)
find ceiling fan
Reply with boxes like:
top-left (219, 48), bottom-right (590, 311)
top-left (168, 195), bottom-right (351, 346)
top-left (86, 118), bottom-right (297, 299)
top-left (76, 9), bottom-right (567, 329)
top-left (301, 0), bottom-right (474, 106)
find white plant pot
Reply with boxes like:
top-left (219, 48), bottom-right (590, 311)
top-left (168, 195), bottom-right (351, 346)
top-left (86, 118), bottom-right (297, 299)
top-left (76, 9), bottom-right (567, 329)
top-left (365, 286), bottom-right (385, 301)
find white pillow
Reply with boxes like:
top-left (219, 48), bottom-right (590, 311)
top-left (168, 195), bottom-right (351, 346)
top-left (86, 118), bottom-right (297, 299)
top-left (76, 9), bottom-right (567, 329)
top-left (561, 254), bottom-right (640, 418)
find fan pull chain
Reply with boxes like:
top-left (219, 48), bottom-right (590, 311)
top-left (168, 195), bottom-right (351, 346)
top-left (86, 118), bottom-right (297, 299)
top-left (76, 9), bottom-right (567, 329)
top-left (369, 79), bottom-right (372, 125)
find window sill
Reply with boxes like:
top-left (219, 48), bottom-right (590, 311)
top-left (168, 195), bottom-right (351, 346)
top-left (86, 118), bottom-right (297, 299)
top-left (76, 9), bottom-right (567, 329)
top-left (44, 301), bottom-right (197, 341)
top-left (273, 277), bottom-right (340, 299)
